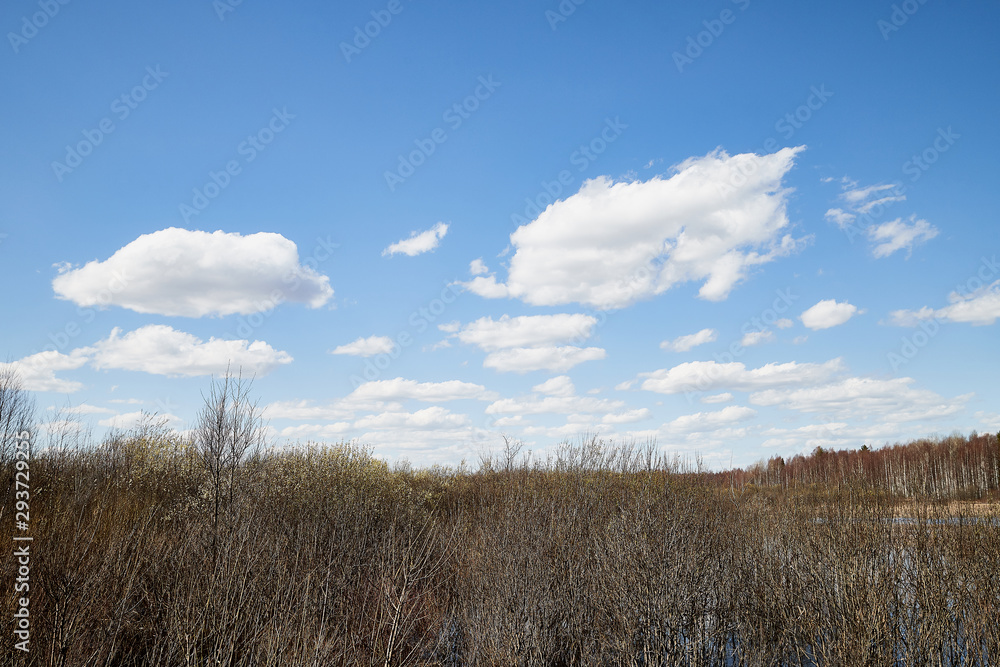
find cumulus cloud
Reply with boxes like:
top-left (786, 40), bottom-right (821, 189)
top-left (602, 408), bottom-right (652, 425)
top-left (661, 328), bottom-right (717, 352)
top-left (483, 346), bottom-right (607, 373)
top-left (469, 258), bottom-right (489, 275)
top-left (634, 358), bottom-right (845, 395)
top-left (0, 351), bottom-right (88, 393)
top-left (460, 147), bottom-right (807, 309)
top-left (701, 392), bottom-right (733, 404)
top-left (52, 228), bottom-right (333, 317)
top-left (740, 330), bottom-right (775, 347)
top-left (890, 280), bottom-right (1000, 326)
top-left (382, 222), bottom-right (449, 257)
top-left (347, 378), bottom-right (497, 403)
top-left (486, 393), bottom-right (624, 415)
top-left (800, 300), bottom-right (861, 330)
top-left (330, 336), bottom-right (397, 357)
top-left (83, 325), bottom-right (292, 377)
top-left (867, 216), bottom-right (939, 258)
top-left (354, 406), bottom-right (469, 430)
top-left (532, 375), bottom-right (576, 397)
top-left (451, 314), bottom-right (598, 351)
top-left (750, 377), bottom-right (969, 422)
top-left (448, 314), bottom-right (606, 373)
top-left (660, 405), bottom-right (757, 435)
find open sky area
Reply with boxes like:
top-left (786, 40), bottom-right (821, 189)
top-left (2, 0), bottom-right (998, 467)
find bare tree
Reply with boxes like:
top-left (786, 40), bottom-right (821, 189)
top-left (196, 368), bottom-right (267, 562)
top-left (0, 366), bottom-right (35, 463)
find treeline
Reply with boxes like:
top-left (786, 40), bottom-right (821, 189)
top-left (728, 432), bottom-right (1000, 500)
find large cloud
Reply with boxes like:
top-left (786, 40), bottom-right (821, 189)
top-left (461, 147), bottom-right (807, 309)
top-left (83, 325), bottom-right (292, 377)
top-left (52, 228), bottom-right (333, 317)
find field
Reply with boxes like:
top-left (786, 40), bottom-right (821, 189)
top-left (3, 417), bottom-right (999, 666)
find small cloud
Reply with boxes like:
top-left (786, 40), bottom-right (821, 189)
top-left (532, 375), bottom-right (576, 397)
top-left (800, 300), bottom-right (861, 330)
top-left (867, 215), bottom-right (939, 258)
top-left (602, 408), bottom-right (651, 424)
top-left (331, 335), bottom-right (397, 357)
top-left (661, 328), bottom-right (717, 352)
top-left (740, 330), bottom-right (775, 347)
top-left (775, 318), bottom-right (794, 329)
top-left (382, 222), bottom-right (449, 257)
top-left (701, 392), bottom-right (733, 404)
top-left (469, 258), bottom-right (488, 275)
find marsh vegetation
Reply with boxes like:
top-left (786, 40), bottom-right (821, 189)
top-left (2, 373), bottom-right (999, 666)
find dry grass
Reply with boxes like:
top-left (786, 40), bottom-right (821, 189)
top-left (2, 430), bottom-right (999, 666)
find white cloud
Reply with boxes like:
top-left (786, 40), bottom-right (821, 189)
top-left (825, 179), bottom-right (936, 258)
top-left (486, 392), bottom-right (624, 416)
top-left (330, 336), bottom-right (397, 357)
top-left (824, 208), bottom-right (856, 228)
top-left (532, 375), bottom-right (576, 397)
top-left (635, 358), bottom-right (845, 395)
top-left (0, 351), bottom-right (88, 393)
top-left (460, 147), bottom-right (807, 309)
top-left (975, 411), bottom-right (1000, 430)
top-left (800, 299), bottom-right (860, 330)
top-left (701, 392), bottom-right (733, 404)
top-left (740, 330), bottom-right (775, 347)
top-left (52, 228), bottom-right (333, 317)
top-left (451, 314), bottom-right (598, 351)
top-left (354, 406), bottom-right (469, 430)
top-left (661, 328), bottom-right (717, 352)
top-left (890, 280), bottom-right (1000, 326)
top-left (447, 314), bottom-right (605, 373)
top-left (84, 325), bottom-right (292, 377)
top-left (347, 378), bottom-right (497, 403)
top-left (840, 182), bottom-right (903, 207)
top-left (382, 222), bottom-right (449, 257)
top-left (775, 318), bottom-right (794, 329)
top-left (867, 216), bottom-right (939, 258)
top-left (660, 405), bottom-right (757, 435)
top-left (469, 258), bottom-right (489, 275)
top-left (266, 399), bottom-right (372, 421)
top-left (483, 346), bottom-right (606, 373)
top-left (99, 411), bottom-right (183, 430)
top-left (602, 408), bottom-right (651, 424)
top-left (750, 377), bottom-right (969, 422)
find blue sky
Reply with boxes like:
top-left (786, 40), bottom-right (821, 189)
top-left (2, 0), bottom-right (998, 467)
